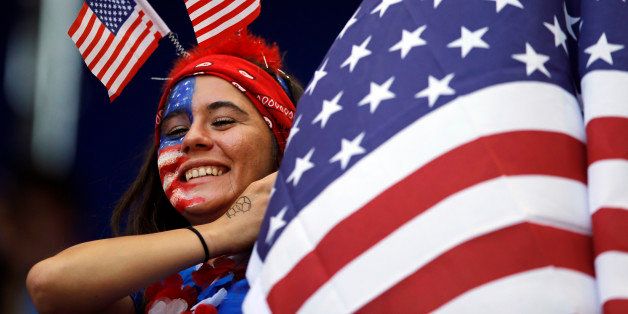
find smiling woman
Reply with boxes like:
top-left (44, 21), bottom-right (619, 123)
top-left (26, 31), bottom-right (302, 314)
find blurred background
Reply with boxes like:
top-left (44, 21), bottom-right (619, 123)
top-left (0, 0), bottom-right (361, 312)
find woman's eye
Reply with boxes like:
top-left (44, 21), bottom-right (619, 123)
top-left (166, 126), bottom-right (188, 137)
top-left (212, 117), bottom-right (236, 127)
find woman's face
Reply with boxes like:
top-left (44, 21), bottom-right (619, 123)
top-left (157, 76), bottom-right (275, 224)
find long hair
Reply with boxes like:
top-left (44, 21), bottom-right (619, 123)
top-left (111, 69), bottom-right (303, 236)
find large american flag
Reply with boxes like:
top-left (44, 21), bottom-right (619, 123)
top-left (580, 1), bottom-right (628, 313)
top-left (68, 0), bottom-right (170, 101)
top-left (184, 0), bottom-right (261, 47)
top-left (244, 0), bottom-right (628, 313)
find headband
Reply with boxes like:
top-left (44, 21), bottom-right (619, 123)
top-left (155, 54), bottom-right (296, 154)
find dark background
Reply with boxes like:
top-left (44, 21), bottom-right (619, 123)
top-left (0, 1), bottom-right (361, 312)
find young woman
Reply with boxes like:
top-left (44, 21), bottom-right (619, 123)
top-left (27, 31), bottom-right (302, 313)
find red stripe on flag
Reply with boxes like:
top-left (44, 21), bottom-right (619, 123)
top-left (586, 117), bottom-right (628, 165)
top-left (108, 33), bottom-right (160, 101)
top-left (75, 13), bottom-right (97, 49)
top-left (193, 0), bottom-right (253, 35)
top-left (195, 1), bottom-right (259, 43)
top-left (95, 11), bottom-right (145, 79)
top-left (604, 299), bottom-right (628, 314)
top-left (87, 33), bottom-right (115, 69)
top-left (105, 20), bottom-right (154, 90)
top-left (592, 207), bottom-right (628, 256)
top-left (188, 0), bottom-right (232, 24)
top-left (359, 223), bottom-right (593, 313)
top-left (82, 23), bottom-right (106, 59)
top-left (68, 3), bottom-right (89, 37)
top-left (267, 131), bottom-right (586, 313)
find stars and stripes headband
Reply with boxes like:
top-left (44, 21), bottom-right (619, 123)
top-left (154, 32), bottom-right (296, 155)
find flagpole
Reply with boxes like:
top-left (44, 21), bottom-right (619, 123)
top-left (135, 0), bottom-right (170, 35)
top-left (134, 0), bottom-right (189, 58)
top-left (167, 32), bottom-right (190, 57)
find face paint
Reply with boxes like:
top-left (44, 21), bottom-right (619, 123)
top-left (157, 77), bottom-right (206, 211)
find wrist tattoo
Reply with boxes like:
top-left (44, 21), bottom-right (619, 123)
top-left (226, 196), bottom-right (252, 218)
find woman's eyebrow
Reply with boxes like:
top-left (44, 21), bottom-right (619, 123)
top-left (207, 101), bottom-right (249, 116)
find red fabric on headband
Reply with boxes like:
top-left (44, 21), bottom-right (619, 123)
top-left (155, 54), bottom-right (296, 154)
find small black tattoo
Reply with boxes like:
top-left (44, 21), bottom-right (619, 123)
top-left (226, 196), bottom-right (252, 218)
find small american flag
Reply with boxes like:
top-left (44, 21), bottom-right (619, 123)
top-left (245, 0), bottom-right (628, 313)
top-left (184, 0), bottom-right (261, 47)
top-left (68, 0), bottom-right (170, 101)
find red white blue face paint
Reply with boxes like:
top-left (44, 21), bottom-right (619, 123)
top-left (157, 77), bottom-right (205, 212)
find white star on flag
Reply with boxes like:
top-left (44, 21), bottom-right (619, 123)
top-left (544, 16), bottom-right (568, 53)
top-left (371, 0), bottom-right (402, 18)
top-left (312, 91), bottom-right (344, 128)
top-left (512, 43), bottom-right (551, 77)
top-left (286, 148), bottom-right (315, 186)
top-left (447, 26), bottom-right (490, 58)
top-left (358, 77), bottom-right (396, 113)
top-left (415, 73), bottom-right (456, 107)
top-left (341, 36), bottom-right (373, 72)
top-left (434, 0), bottom-right (444, 8)
top-left (338, 7), bottom-right (360, 39)
top-left (286, 115), bottom-right (302, 147)
top-left (486, 0), bottom-right (524, 13)
top-left (265, 206), bottom-right (288, 244)
top-left (305, 59), bottom-right (328, 95)
top-left (563, 2), bottom-right (580, 40)
top-left (329, 132), bottom-right (367, 170)
top-left (389, 25), bottom-right (427, 59)
top-left (584, 33), bottom-right (624, 67)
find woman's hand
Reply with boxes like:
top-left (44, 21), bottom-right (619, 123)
top-left (198, 171), bottom-right (277, 256)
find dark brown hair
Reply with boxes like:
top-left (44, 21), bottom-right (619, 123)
top-left (110, 70), bottom-right (303, 236)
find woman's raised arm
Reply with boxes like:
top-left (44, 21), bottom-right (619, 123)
top-left (26, 172), bottom-right (276, 313)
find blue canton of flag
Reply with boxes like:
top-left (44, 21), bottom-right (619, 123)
top-left (87, 0), bottom-right (135, 34)
top-left (245, 0), bottom-right (628, 313)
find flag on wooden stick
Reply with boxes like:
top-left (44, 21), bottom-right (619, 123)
top-left (184, 0), bottom-right (261, 47)
top-left (68, 0), bottom-right (170, 101)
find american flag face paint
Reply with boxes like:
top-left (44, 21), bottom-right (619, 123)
top-left (158, 77), bottom-right (206, 211)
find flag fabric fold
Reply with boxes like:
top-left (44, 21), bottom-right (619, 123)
top-left (68, 0), bottom-right (170, 101)
top-left (579, 1), bottom-right (628, 312)
top-left (184, 0), bottom-right (261, 47)
top-left (244, 0), bottom-right (628, 313)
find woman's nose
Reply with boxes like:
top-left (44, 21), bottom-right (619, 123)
top-left (182, 123), bottom-right (213, 153)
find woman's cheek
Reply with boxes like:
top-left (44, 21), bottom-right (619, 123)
top-left (157, 145), bottom-right (205, 212)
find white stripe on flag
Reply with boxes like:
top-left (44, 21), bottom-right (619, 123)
top-left (92, 9), bottom-right (140, 75)
top-left (70, 7), bottom-right (93, 42)
top-left (596, 251), bottom-right (628, 304)
top-left (300, 176), bottom-right (589, 313)
top-left (108, 30), bottom-right (158, 96)
top-left (101, 9), bottom-right (149, 86)
top-left (189, 0), bottom-right (225, 20)
top-left (85, 29), bottom-right (113, 65)
top-left (588, 159), bottom-right (628, 214)
top-left (196, 0), bottom-right (259, 43)
top-left (194, 0), bottom-right (246, 32)
top-left (582, 70), bottom-right (628, 124)
top-left (250, 81), bottom-right (584, 298)
top-left (78, 16), bottom-right (100, 53)
top-left (434, 267), bottom-right (597, 313)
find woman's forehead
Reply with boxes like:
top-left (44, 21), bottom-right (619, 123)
top-left (165, 75), bottom-right (254, 114)
top-left (164, 77), bottom-right (196, 116)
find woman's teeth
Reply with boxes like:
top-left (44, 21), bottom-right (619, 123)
top-left (185, 166), bottom-right (224, 181)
